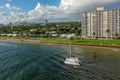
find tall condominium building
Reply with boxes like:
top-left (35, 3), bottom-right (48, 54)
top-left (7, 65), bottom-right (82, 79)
top-left (81, 7), bottom-right (120, 39)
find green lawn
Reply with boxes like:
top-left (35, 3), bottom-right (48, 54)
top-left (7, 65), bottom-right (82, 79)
top-left (72, 39), bottom-right (120, 46)
top-left (0, 36), bottom-right (120, 46)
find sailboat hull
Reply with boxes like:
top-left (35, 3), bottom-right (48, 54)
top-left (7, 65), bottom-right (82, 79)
top-left (64, 57), bottom-right (80, 66)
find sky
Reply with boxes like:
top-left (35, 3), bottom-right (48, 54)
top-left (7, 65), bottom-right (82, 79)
top-left (0, 0), bottom-right (120, 24)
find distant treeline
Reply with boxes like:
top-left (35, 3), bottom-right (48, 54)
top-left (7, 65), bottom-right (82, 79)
top-left (0, 22), bottom-right (81, 37)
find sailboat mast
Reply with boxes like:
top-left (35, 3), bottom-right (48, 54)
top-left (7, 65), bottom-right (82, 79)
top-left (70, 41), bottom-right (72, 58)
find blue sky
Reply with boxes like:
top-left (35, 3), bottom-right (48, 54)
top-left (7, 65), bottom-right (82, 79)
top-left (0, 0), bottom-right (60, 12)
top-left (0, 0), bottom-right (120, 24)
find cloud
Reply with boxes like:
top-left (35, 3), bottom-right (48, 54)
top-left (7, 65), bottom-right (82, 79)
top-left (5, 3), bottom-right (20, 10)
top-left (60, 0), bottom-right (120, 13)
top-left (0, 12), bottom-right (9, 24)
top-left (0, 12), bottom-right (8, 16)
top-left (5, 3), bottom-right (11, 9)
top-left (28, 3), bottom-right (65, 19)
top-left (26, 0), bottom-right (120, 23)
top-left (1, 0), bottom-right (120, 24)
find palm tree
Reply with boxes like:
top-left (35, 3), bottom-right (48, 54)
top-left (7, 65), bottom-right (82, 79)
top-left (115, 32), bottom-right (119, 39)
top-left (92, 32), bottom-right (96, 39)
top-left (106, 29), bottom-right (110, 39)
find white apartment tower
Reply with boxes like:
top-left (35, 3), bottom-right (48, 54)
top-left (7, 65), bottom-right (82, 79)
top-left (81, 7), bottom-right (120, 39)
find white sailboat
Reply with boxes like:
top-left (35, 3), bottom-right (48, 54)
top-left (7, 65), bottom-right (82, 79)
top-left (64, 41), bottom-right (81, 66)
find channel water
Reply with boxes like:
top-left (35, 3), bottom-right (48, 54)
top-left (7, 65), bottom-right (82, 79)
top-left (0, 41), bottom-right (120, 80)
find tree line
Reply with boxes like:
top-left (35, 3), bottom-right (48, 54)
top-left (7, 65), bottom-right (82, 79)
top-left (0, 22), bottom-right (81, 37)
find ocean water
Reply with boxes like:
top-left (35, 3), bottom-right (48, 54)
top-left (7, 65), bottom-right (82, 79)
top-left (0, 41), bottom-right (120, 80)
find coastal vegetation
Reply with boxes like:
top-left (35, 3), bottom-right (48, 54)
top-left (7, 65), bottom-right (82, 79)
top-left (0, 36), bottom-right (120, 47)
top-left (0, 22), bottom-right (81, 37)
top-left (0, 22), bottom-right (120, 47)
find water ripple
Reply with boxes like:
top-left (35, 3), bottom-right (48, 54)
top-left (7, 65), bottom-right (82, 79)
top-left (0, 41), bottom-right (120, 80)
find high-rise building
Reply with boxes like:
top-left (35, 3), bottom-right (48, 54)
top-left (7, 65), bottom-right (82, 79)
top-left (81, 7), bottom-right (120, 39)
top-left (45, 19), bottom-right (48, 25)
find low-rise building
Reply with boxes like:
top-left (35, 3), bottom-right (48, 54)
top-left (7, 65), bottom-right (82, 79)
top-left (7, 34), bottom-right (17, 37)
top-left (60, 34), bottom-right (68, 38)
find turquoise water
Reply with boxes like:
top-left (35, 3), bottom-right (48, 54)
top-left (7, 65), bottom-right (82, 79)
top-left (0, 41), bottom-right (120, 80)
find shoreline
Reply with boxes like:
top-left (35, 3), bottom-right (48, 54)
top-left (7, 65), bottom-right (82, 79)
top-left (0, 39), bottom-right (120, 51)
